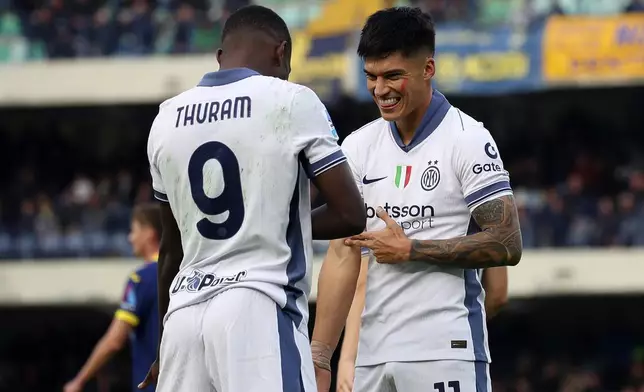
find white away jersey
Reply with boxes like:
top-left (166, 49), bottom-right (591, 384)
top-left (147, 68), bottom-right (345, 331)
top-left (343, 90), bottom-right (512, 366)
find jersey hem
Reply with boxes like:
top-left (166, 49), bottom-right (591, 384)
top-left (356, 350), bottom-right (492, 367)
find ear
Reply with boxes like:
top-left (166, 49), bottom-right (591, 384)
top-left (216, 48), bottom-right (223, 65)
top-left (275, 40), bottom-right (291, 79)
top-left (424, 57), bottom-right (435, 81)
top-left (275, 41), bottom-right (287, 66)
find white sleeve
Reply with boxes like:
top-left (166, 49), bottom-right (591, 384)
top-left (290, 86), bottom-right (346, 179)
top-left (147, 115), bottom-right (168, 203)
top-left (340, 134), bottom-right (363, 198)
top-left (342, 133), bottom-right (368, 255)
top-left (453, 125), bottom-right (512, 212)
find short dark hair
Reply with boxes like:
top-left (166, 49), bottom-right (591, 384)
top-left (358, 7), bottom-right (435, 59)
top-left (132, 203), bottom-right (162, 240)
top-left (222, 5), bottom-right (292, 48)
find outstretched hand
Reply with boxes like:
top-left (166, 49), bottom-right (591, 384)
top-left (344, 207), bottom-right (411, 263)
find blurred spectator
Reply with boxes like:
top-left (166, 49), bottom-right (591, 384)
top-left (2, 0), bottom-right (642, 62)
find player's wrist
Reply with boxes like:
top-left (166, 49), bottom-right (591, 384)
top-left (311, 340), bottom-right (333, 371)
top-left (339, 353), bottom-right (356, 363)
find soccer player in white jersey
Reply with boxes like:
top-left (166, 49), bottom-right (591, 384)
top-left (138, 5), bottom-right (366, 392)
top-left (312, 7), bottom-right (523, 392)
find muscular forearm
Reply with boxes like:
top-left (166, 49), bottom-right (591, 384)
top-left (311, 205), bottom-right (365, 240)
top-left (339, 256), bottom-right (368, 363)
top-left (311, 241), bottom-right (361, 364)
top-left (409, 230), bottom-right (521, 268)
top-left (409, 196), bottom-right (522, 268)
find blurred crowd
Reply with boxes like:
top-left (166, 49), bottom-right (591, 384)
top-left (493, 350), bottom-right (644, 392)
top-left (514, 166), bottom-right (644, 248)
top-left (2, 298), bottom-right (644, 392)
top-left (1, 0), bottom-right (643, 62)
top-left (0, 168), bottom-right (152, 258)
top-left (1, 157), bottom-right (643, 259)
top-left (0, 0), bottom-right (252, 61)
top-left (408, 0), bottom-right (644, 26)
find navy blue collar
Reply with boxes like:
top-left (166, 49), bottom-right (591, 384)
top-left (198, 68), bottom-right (260, 87)
top-left (389, 90), bottom-right (451, 152)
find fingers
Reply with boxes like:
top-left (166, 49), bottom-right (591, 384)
top-left (137, 378), bottom-right (149, 389)
top-left (348, 232), bottom-right (373, 241)
top-left (375, 207), bottom-right (398, 228)
top-left (138, 373), bottom-right (153, 389)
top-left (344, 238), bottom-right (369, 247)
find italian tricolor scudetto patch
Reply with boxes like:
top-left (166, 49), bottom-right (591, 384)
top-left (394, 165), bottom-right (412, 189)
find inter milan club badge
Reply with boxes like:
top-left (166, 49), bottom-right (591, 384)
top-left (421, 160), bottom-right (440, 191)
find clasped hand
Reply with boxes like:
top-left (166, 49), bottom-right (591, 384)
top-left (344, 207), bottom-right (412, 263)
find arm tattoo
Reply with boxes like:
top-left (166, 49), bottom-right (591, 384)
top-left (409, 195), bottom-right (523, 268)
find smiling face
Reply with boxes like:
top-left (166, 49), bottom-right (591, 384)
top-left (364, 51), bottom-right (435, 122)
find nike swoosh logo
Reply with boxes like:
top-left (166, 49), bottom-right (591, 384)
top-left (362, 175), bottom-right (387, 185)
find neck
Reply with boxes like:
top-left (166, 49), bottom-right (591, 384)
top-left (395, 89), bottom-right (433, 145)
top-left (219, 55), bottom-right (261, 74)
top-left (142, 247), bottom-right (159, 262)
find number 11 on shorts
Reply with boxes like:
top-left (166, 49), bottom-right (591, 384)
top-left (434, 381), bottom-right (461, 392)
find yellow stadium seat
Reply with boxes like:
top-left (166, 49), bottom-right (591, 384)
top-left (305, 0), bottom-right (387, 37)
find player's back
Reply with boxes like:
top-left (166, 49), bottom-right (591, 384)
top-left (148, 68), bottom-right (337, 328)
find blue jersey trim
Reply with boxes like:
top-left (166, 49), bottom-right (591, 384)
top-left (388, 90), bottom-right (451, 153)
top-left (310, 150), bottom-right (346, 177)
top-left (464, 217), bottom-right (488, 362)
top-left (283, 168), bottom-right (306, 327)
top-left (277, 304), bottom-right (304, 392)
top-left (464, 180), bottom-right (512, 207)
top-left (464, 269), bottom-right (488, 362)
top-left (197, 68), bottom-right (260, 87)
top-left (153, 190), bottom-right (168, 202)
top-left (475, 361), bottom-right (490, 392)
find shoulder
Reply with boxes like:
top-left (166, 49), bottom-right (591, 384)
top-left (133, 262), bottom-right (158, 284)
top-left (254, 77), bottom-right (315, 101)
top-left (341, 118), bottom-right (387, 167)
top-left (150, 89), bottom-right (196, 138)
top-left (343, 118), bottom-right (388, 147)
top-left (158, 87), bottom-right (198, 111)
top-left (441, 107), bottom-right (496, 147)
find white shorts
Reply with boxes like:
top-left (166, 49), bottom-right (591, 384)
top-left (354, 360), bottom-right (492, 392)
top-left (157, 287), bottom-right (316, 392)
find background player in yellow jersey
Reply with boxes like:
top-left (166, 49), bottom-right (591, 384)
top-left (64, 203), bottom-right (161, 392)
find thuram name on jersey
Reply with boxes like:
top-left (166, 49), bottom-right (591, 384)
top-left (174, 96), bottom-right (252, 128)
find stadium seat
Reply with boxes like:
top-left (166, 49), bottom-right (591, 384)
top-left (305, 0), bottom-right (388, 37)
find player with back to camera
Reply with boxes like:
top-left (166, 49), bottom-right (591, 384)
top-left (312, 7), bottom-right (523, 392)
top-left (138, 5), bottom-right (366, 392)
top-left (64, 203), bottom-right (161, 392)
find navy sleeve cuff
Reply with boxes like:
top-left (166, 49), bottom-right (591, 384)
top-left (302, 150), bottom-right (347, 179)
top-left (153, 189), bottom-right (169, 203)
top-left (464, 181), bottom-right (512, 207)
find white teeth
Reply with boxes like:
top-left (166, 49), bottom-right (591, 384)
top-left (379, 98), bottom-right (399, 106)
